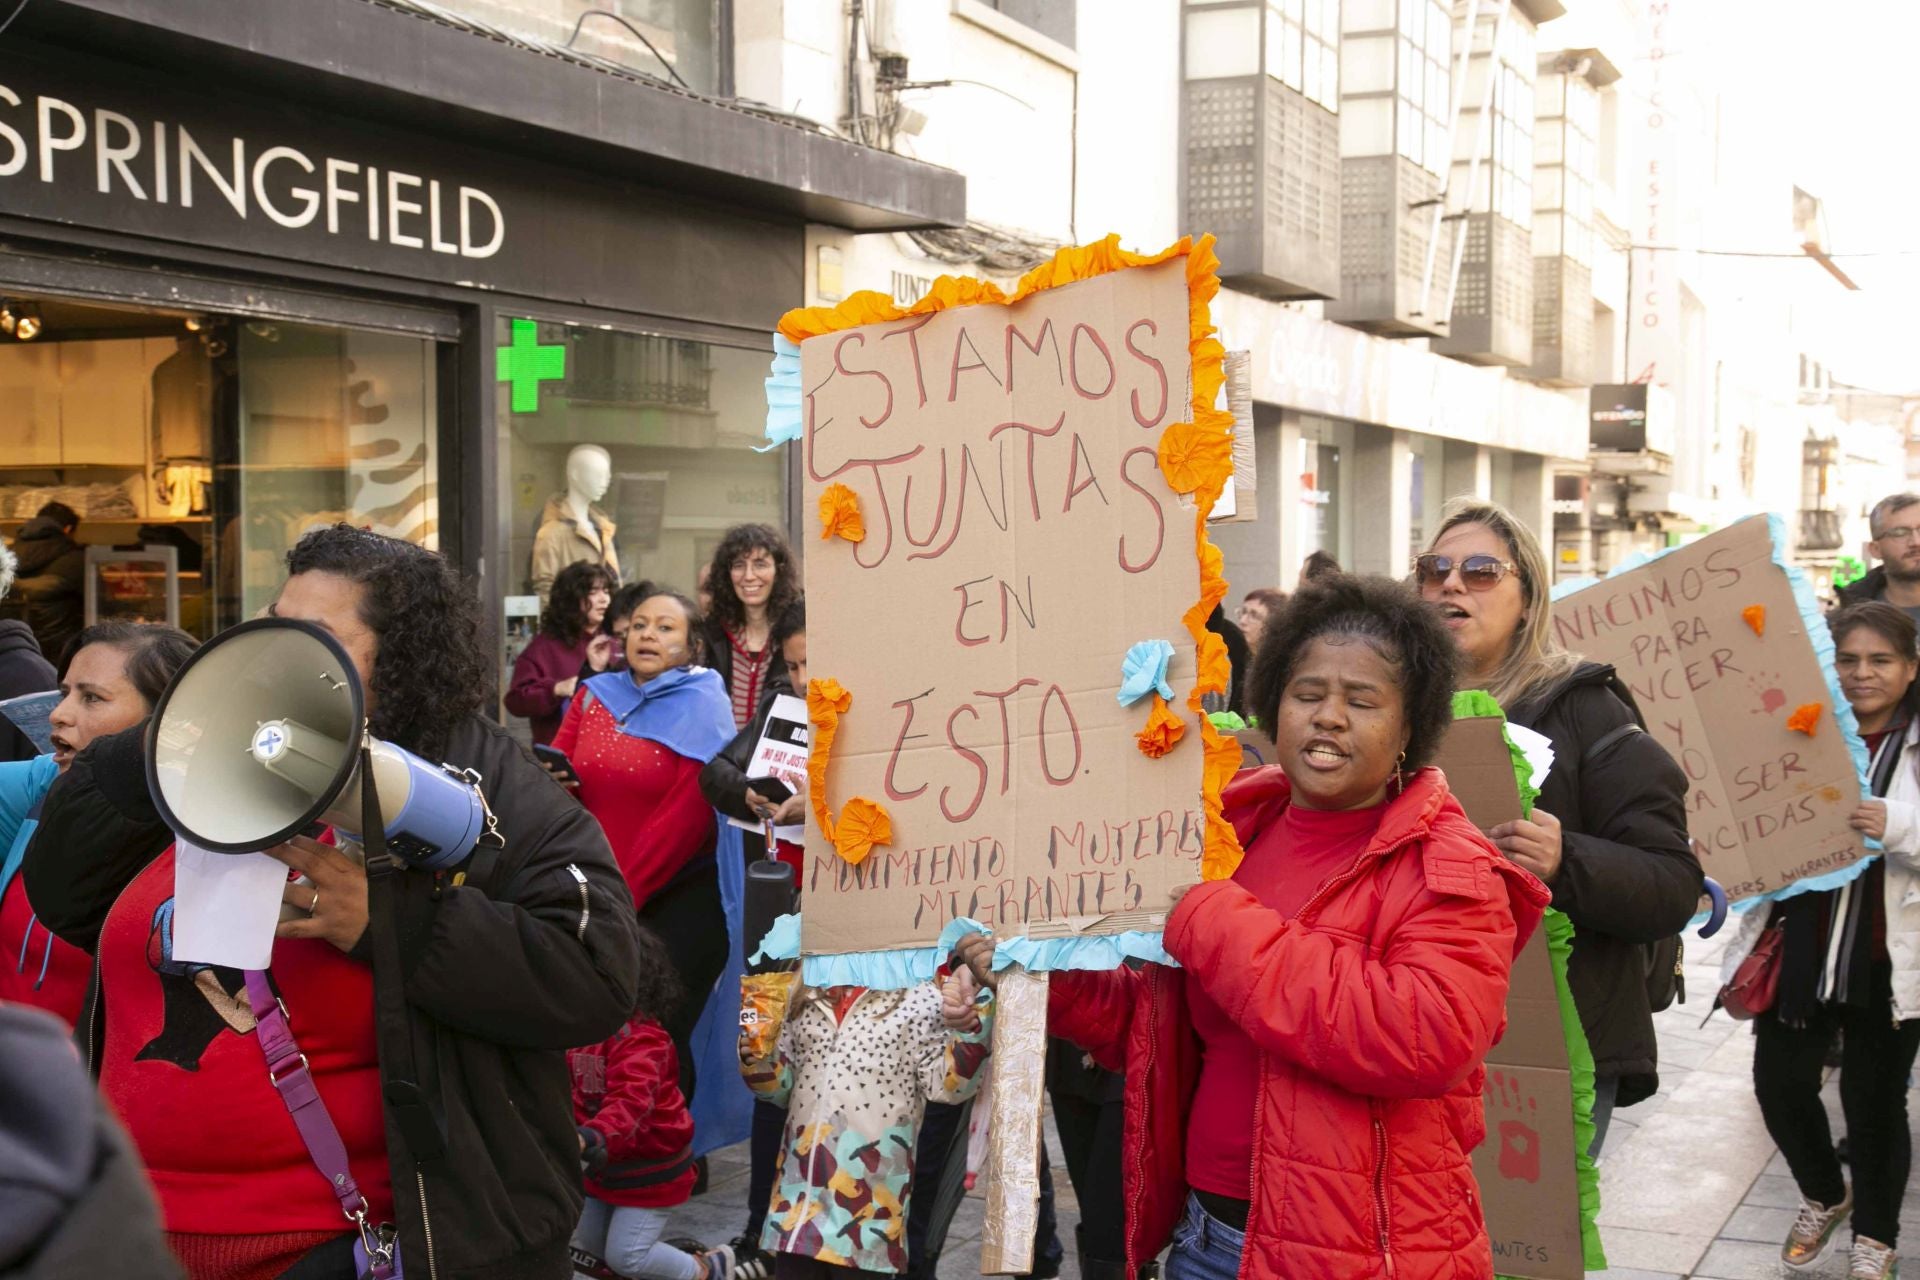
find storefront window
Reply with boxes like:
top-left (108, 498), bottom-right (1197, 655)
top-left (0, 295), bottom-right (437, 648)
top-left (229, 322), bottom-right (440, 622)
top-left (1295, 425), bottom-right (1343, 573)
top-left (429, 0), bottom-right (722, 96)
top-left (495, 316), bottom-right (784, 606)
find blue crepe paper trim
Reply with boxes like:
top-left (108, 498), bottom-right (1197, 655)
top-left (752, 913), bottom-right (1177, 989)
top-left (760, 332), bottom-right (802, 452)
top-left (1117, 639), bottom-right (1176, 707)
top-left (1551, 516), bottom-right (1877, 927)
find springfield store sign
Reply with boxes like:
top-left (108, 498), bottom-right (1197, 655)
top-left (0, 49), bottom-right (752, 316)
top-left (0, 86), bottom-right (506, 259)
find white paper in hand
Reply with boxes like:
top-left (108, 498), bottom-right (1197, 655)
top-left (1505, 723), bottom-right (1557, 793)
top-left (171, 840), bottom-right (287, 969)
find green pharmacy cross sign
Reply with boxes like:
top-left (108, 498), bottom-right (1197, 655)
top-left (497, 318), bottom-right (566, 412)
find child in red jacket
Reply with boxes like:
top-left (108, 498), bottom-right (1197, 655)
top-left (572, 928), bottom-right (735, 1280)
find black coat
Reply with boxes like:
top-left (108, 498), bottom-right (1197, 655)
top-left (23, 715), bottom-right (642, 1280)
top-left (700, 619), bottom-right (793, 714)
top-left (1507, 662), bottom-right (1703, 1107)
top-left (1836, 566), bottom-right (1895, 611)
top-left (0, 619), bottom-right (56, 763)
top-left (6, 519), bottom-right (86, 667)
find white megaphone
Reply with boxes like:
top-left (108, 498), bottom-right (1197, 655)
top-left (146, 617), bottom-right (490, 869)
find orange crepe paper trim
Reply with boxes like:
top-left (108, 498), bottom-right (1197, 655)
top-left (818, 482), bottom-right (867, 544)
top-left (1786, 703), bottom-right (1822, 736)
top-left (777, 233), bottom-right (1245, 879)
top-left (1136, 694), bottom-right (1187, 759)
top-left (833, 797), bottom-right (894, 866)
top-left (1742, 605), bottom-right (1766, 637)
top-left (806, 678), bottom-right (853, 841)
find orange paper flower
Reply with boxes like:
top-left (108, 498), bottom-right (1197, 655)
top-left (1156, 422), bottom-right (1234, 497)
top-left (818, 483), bottom-right (866, 544)
top-left (833, 797), bottom-right (894, 866)
top-left (1136, 694), bottom-right (1187, 759)
top-left (1787, 703), bottom-right (1822, 736)
top-left (806, 678), bottom-right (854, 840)
top-left (1742, 605), bottom-right (1766, 636)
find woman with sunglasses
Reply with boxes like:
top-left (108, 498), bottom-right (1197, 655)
top-left (1416, 500), bottom-right (1701, 1152)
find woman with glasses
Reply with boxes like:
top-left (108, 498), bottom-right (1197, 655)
top-left (702, 525), bottom-right (800, 731)
top-left (1416, 499), bottom-right (1702, 1152)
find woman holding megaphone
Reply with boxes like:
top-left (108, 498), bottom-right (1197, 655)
top-left (22, 525), bottom-right (642, 1280)
top-left (0, 622), bottom-right (196, 1026)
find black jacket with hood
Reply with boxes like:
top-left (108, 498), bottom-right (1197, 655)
top-left (1836, 565), bottom-right (1894, 611)
top-left (0, 620), bottom-right (55, 763)
top-left (23, 714), bottom-right (642, 1280)
top-left (1507, 661), bottom-right (1703, 1108)
top-left (6, 519), bottom-right (85, 666)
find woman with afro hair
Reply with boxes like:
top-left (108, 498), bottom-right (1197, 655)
top-left (956, 573), bottom-right (1548, 1280)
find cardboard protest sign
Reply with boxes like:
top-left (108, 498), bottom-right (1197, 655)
top-left (787, 238), bottom-right (1238, 958)
top-left (1551, 515), bottom-right (1867, 903)
top-left (1435, 717), bottom-right (1590, 1280)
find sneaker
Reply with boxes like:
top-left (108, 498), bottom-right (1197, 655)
top-left (1850, 1236), bottom-right (1899, 1280)
top-left (569, 1245), bottom-right (621, 1280)
top-left (729, 1235), bottom-right (774, 1280)
top-left (1784, 1194), bottom-right (1853, 1270)
top-left (703, 1245), bottom-right (737, 1280)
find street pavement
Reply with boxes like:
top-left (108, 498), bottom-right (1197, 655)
top-left (1590, 928), bottom-right (1920, 1279)
top-left (666, 929), bottom-right (1917, 1280)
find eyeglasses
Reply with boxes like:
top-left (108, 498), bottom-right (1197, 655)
top-left (1875, 527), bottom-right (1920, 544)
top-left (1413, 553), bottom-right (1519, 591)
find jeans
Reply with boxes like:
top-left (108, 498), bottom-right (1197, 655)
top-left (1165, 1193), bottom-right (1244, 1280)
top-left (574, 1198), bottom-right (703, 1280)
top-left (1752, 966), bottom-right (1920, 1246)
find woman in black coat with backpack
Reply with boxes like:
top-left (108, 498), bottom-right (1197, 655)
top-left (1419, 500), bottom-right (1703, 1150)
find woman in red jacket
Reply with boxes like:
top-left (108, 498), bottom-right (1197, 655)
top-left (507, 560), bottom-right (616, 744)
top-left (957, 574), bottom-right (1550, 1280)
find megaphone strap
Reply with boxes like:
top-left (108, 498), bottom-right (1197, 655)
top-left (241, 969), bottom-right (397, 1275)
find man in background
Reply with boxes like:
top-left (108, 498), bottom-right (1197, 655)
top-left (5, 501), bottom-right (87, 664)
top-left (1838, 492), bottom-right (1920, 622)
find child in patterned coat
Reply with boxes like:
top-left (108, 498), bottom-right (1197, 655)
top-left (738, 966), bottom-right (993, 1280)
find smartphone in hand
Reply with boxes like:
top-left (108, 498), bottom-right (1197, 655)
top-left (533, 743), bottom-right (581, 787)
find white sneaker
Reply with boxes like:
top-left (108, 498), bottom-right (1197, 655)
top-left (1849, 1235), bottom-right (1898, 1280)
top-left (703, 1245), bottom-right (737, 1280)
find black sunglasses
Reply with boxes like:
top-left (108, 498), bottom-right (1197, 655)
top-left (1413, 553), bottom-right (1518, 591)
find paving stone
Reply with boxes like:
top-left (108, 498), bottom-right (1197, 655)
top-left (1693, 1237), bottom-right (1803, 1278)
top-left (1746, 1174), bottom-right (1809, 1209)
top-left (1719, 1203), bottom-right (1797, 1244)
top-left (1585, 1225), bottom-right (1712, 1275)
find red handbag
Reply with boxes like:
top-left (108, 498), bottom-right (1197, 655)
top-left (1717, 923), bottom-right (1784, 1021)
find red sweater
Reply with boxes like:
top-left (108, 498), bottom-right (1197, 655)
top-left (98, 848), bottom-right (392, 1239)
top-left (551, 691), bottom-right (716, 907)
top-left (1184, 801), bottom-right (1386, 1198)
top-left (0, 873), bottom-right (90, 1026)
top-left (570, 1017), bottom-right (697, 1207)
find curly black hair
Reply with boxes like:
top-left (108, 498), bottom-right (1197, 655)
top-left (603, 580), bottom-right (657, 635)
top-left (284, 524), bottom-right (490, 758)
top-left (541, 561), bottom-right (614, 646)
top-left (1247, 572), bottom-right (1459, 770)
top-left (629, 921), bottom-right (683, 1025)
top-left (705, 523), bottom-right (799, 633)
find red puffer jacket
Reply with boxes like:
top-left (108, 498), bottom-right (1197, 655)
top-left (570, 1017), bottom-right (697, 1208)
top-left (1050, 766), bottom-right (1549, 1280)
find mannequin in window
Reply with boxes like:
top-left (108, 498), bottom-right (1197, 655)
top-left (531, 444), bottom-right (620, 600)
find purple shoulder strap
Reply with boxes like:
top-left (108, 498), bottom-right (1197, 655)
top-left (244, 969), bottom-right (399, 1279)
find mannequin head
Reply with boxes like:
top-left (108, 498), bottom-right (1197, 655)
top-left (565, 445), bottom-right (612, 506)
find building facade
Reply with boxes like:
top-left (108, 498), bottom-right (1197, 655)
top-left (0, 0), bottom-right (958, 699)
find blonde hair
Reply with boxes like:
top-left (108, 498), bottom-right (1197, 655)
top-left (1428, 498), bottom-right (1580, 712)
